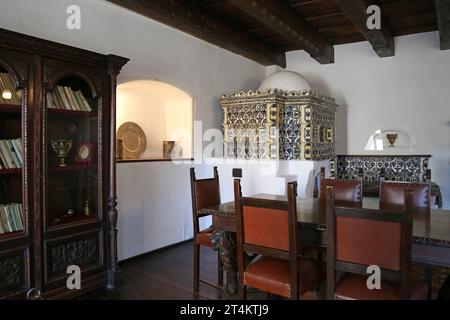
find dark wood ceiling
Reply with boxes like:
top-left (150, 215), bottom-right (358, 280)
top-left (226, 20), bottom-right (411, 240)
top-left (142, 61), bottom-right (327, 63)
top-left (108, 0), bottom-right (450, 66)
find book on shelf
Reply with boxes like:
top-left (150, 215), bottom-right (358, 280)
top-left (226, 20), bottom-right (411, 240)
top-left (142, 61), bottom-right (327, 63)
top-left (0, 138), bottom-right (23, 169)
top-left (0, 72), bottom-right (21, 105)
top-left (47, 85), bottom-right (92, 112)
top-left (0, 203), bottom-right (23, 234)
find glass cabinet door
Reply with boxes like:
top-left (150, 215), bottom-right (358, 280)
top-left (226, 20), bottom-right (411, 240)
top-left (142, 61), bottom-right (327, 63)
top-left (0, 65), bottom-right (25, 240)
top-left (44, 75), bottom-right (100, 229)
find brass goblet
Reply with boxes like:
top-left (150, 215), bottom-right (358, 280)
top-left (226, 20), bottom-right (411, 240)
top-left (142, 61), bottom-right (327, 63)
top-left (51, 139), bottom-right (72, 167)
top-left (386, 133), bottom-right (398, 148)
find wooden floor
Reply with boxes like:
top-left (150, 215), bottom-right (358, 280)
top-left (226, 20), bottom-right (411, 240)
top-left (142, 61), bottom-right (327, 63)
top-left (81, 240), bottom-right (320, 300)
top-left (81, 241), bottom-right (227, 300)
top-left (79, 240), bottom-right (450, 300)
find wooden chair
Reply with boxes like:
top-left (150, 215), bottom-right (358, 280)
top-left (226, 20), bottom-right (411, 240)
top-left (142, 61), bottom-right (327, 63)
top-left (380, 179), bottom-right (431, 211)
top-left (379, 179), bottom-right (433, 296)
top-left (313, 168), bottom-right (363, 263)
top-left (326, 186), bottom-right (429, 300)
top-left (190, 167), bottom-right (223, 291)
top-left (235, 179), bottom-right (323, 299)
top-left (320, 178), bottom-right (363, 207)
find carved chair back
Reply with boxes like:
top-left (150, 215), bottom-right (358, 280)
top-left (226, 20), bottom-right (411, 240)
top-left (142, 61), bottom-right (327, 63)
top-left (320, 178), bottom-right (363, 207)
top-left (326, 186), bottom-right (413, 299)
top-left (190, 167), bottom-right (221, 235)
top-left (380, 179), bottom-right (431, 211)
top-left (234, 179), bottom-right (300, 297)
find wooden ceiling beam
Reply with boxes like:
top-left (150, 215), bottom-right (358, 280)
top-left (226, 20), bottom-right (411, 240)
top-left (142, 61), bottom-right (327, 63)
top-left (290, 0), bottom-right (323, 7)
top-left (106, 0), bottom-right (286, 67)
top-left (306, 12), bottom-right (347, 22)
top-left (435, 0), bottom-right (450, 50)
top-left (335, 0), bottom-right (395, 57)
top-left (226, 0), bottom-right (334, 64)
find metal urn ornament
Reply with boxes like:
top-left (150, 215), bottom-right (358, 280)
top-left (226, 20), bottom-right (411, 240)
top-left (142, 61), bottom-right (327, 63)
top-left (51, 139), bottom-right (72, 166)
top-left (386, 133), bottom-right (398, 147)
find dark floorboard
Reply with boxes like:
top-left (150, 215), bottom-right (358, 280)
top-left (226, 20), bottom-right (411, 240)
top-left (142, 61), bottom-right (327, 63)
top-left (80, 241), bottom-right (228, 300)
top-left (80, 241), bottom-right (320, 300)
top-left (80, 239), bottom-right (448, 300)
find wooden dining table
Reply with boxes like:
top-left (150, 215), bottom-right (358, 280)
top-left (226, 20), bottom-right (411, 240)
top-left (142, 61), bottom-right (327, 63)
top-left (201, 194), bottom-right (450, 297)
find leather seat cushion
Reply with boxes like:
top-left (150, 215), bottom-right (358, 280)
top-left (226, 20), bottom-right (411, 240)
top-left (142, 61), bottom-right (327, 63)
top-left (335, 274), bottom-right (429, 300)
top-left (196, 226), bottom-right (214, 248)
top-left (244, 256), bottom-right (322, 298)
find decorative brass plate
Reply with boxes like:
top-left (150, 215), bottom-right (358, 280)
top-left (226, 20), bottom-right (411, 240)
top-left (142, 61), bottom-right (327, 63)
top-left (116, 122), bottom-right (147, 159)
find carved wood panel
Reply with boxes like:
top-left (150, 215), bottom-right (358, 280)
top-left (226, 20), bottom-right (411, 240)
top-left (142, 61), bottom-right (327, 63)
top-left (44, 230), bottom-right (103, 284)
top-left (0, 248), bottom-right (30, 297)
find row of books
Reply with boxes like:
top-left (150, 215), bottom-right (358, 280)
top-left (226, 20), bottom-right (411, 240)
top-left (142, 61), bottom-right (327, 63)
top-left (0, 138), bottom-right (23, 169)
top-left (0, 73), bottom-right (21, 105)
top-left (0, 203), bottom-right (23, 234)
top-left (47, 85), bottom-right (92, 112)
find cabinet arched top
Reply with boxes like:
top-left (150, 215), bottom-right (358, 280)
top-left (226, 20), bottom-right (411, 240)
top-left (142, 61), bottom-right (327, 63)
top-left (0, 57), bottom-right (25, 89)
top-left (46, 71), bottom-right (100, 99)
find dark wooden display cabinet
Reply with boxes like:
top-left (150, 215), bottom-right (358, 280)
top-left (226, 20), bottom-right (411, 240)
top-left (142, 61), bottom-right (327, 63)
top-left (0, 28), bottom-right (128, 299)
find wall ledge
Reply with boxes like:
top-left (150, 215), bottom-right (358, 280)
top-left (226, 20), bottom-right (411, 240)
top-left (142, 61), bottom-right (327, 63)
top-left (117, 158), bottom-right (194, 163)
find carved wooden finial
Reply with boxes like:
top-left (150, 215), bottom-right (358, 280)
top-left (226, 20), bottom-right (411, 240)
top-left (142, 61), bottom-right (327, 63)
top-left (190, 167), bottom-right (196, 181)
top-left (288, 181), bottom-right (298, 197)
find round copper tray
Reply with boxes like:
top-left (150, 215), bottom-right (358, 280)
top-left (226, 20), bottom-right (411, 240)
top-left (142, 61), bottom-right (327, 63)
top-left (117, 122), bottom-right (147, 159)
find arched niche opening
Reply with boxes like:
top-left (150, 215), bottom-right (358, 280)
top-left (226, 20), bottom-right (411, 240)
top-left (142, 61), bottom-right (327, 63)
top-left (117, 80), bottom-right (193, 159)
top-left (364, 128), bottom-right (416, 152)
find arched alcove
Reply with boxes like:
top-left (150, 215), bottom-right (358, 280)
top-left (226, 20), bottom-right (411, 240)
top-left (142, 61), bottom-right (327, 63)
top-left (117, 80), bottom-right (193, 159)
top-left (364, 128), bottom-right (416, 152)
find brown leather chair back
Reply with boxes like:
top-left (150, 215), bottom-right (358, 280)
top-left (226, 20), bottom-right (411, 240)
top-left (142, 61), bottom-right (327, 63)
top-left (380, 181), bottom-right (431, 210)
top-left (235, 180), bottom-right (299, 296)
top-left (320, 178), bottom-right (362, 205)
top-left (190, 167), bottom-right (221, 234)
top-left (326, 186), bottom-right (413, 299)
top-left (335, 216), bottom-right (402, 271)
top-left (242, 205), bottom-right (289, 251)
top-left (193, 179), bottom-right (221, 213)
top-left (235, 181), bottom-right (297, 255)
